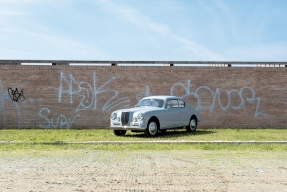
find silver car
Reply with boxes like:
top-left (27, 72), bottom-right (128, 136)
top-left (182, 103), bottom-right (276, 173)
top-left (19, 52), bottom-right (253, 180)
top-left (109, 96), bottom-right (201, 137)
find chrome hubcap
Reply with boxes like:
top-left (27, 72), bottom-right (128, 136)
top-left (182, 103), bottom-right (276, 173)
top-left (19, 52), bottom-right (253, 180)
top-left (190, 119), bottom-right (196, 130)
top-left (149, 122), bottom-right (157, 135)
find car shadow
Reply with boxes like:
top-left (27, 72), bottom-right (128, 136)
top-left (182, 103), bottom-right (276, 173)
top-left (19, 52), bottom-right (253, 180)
top-left (124, 129), bottom-right (215, 138)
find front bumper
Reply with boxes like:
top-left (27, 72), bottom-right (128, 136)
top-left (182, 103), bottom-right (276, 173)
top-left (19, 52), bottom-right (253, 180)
top-left (109, 122), bottom-right (146, 131)
top-left (109, 126), bottom-right (146, 131)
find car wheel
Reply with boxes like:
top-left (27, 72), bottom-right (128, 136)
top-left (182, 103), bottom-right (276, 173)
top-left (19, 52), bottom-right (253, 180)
top-left (187, 116), bottom-right (197, 132)
top-left (145, 118), bottom-right (159, 137)
top-left (113, 130), bottom-right (127, 136)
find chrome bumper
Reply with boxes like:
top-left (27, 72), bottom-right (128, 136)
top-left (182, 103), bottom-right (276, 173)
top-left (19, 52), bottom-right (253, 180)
top-left (109, 124), bottom-right (146, 131)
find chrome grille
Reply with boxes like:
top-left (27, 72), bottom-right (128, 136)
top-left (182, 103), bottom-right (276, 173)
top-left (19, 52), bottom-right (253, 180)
top-left (121, 112), bottom-right (130, 126)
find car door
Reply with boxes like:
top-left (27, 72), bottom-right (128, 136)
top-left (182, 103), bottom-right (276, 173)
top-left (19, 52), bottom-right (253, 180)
top-left (165, 99), bottom-right (181, 128)
top-left (177, 99), bottom-right (190, 127)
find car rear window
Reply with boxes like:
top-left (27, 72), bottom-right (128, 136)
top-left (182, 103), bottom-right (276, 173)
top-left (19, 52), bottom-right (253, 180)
top-left (167, 99), bottom-right (179, 108)
top-left (178, 100), bottom-right (185, 108)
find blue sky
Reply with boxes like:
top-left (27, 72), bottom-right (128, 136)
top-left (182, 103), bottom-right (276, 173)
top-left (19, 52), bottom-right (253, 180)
top-left (0, 0), bottom-right (287, 61)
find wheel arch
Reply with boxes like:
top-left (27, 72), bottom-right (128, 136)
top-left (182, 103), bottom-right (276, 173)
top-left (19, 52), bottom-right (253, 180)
top-left (148, 116), bottom-right (160, 128)
top-left (190, 115), bottom-right (197, 122)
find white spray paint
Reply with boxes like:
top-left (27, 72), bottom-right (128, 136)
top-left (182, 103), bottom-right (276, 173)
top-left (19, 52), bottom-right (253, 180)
top-left (136, 86), bottom-right (151, 101)
top-left (53, 72), bottom-right (130, 112)
top-left (170, 80), bottom-right (267, 117)
top-left (38, 108), bottom-right (79, 129)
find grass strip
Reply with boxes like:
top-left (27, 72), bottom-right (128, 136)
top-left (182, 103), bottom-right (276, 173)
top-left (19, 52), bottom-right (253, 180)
top-left (1, 143), bottom-right (287, 152)
top-left (0, 128), bottom-right (287, 142)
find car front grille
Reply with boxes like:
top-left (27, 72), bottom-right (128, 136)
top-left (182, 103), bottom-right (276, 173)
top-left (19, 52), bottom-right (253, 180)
top-left (121, 112), bottom-right (130, 126)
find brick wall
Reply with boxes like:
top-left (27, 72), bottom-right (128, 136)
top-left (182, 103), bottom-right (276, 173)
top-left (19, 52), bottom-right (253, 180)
top-left (0, 65), bottom-right (286, 129)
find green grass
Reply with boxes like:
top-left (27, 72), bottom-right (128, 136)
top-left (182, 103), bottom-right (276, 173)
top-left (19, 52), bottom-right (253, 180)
top-left (0, 128), bottom-right (287, 142)
top-left (1, 129), bottom-right (287, 152)
top-left (1, 143), bottom-right (287, 152)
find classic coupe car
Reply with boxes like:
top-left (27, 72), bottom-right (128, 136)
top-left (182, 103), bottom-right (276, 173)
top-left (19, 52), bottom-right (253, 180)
top-left (110, 96), bottom-right (201, 137)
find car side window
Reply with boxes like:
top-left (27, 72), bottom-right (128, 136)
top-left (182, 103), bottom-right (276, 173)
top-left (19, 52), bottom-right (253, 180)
top-left (178, 100), bottom-right (185, 108)
top-left (167, 99), bottom-right (179, 109)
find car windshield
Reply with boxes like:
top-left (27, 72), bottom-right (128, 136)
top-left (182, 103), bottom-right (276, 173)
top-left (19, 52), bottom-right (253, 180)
top-left (136, 99), bottom-right (164, 108)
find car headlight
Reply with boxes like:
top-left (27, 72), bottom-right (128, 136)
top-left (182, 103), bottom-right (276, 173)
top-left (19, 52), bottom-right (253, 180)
top-left (137, 113), bottom-right (144, 120)
top-left (111, 112), bottom-right (117, 120)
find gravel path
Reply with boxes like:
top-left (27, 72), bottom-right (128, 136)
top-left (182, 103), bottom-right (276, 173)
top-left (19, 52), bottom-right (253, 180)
top-left (0, 150), bottom-right (286, 192)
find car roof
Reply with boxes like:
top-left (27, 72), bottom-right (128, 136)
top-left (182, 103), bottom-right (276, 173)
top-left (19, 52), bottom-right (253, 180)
top-left (141, 95), bottom-right (183, 100)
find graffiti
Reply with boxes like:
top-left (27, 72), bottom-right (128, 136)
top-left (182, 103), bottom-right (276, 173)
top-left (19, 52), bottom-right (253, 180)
top-left (38, 108), bottom-right (79, 128)
top-left (8, 88), bottom-right (25, 102)
top-left (0, 70), bottom-right (271, 129)
top-left (0, 81), bottom-right (22, 127)
top-left (47, 71), bottom-right (130, 112)
top-left (136, 86), bottom-right (151, 101)
top-left (170, 80), bottom-right (267, 117)
top-left (38, 71), bottom-right (132, 128)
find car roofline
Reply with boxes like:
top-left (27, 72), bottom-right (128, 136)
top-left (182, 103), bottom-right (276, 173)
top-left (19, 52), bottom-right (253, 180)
top-left (141, 95), bottom-right (184, 100)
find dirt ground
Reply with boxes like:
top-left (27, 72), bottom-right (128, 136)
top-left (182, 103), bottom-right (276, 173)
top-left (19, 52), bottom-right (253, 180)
top-left (0, 149), bottom-right (286, 192)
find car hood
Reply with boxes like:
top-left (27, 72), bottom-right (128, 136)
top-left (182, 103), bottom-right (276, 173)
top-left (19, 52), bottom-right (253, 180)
top-left (115, 106), bottom-right (162, 113)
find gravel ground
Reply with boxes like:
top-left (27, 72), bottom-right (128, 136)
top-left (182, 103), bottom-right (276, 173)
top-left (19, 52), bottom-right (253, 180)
top-left (0, 150), bottom-right (286, 192)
